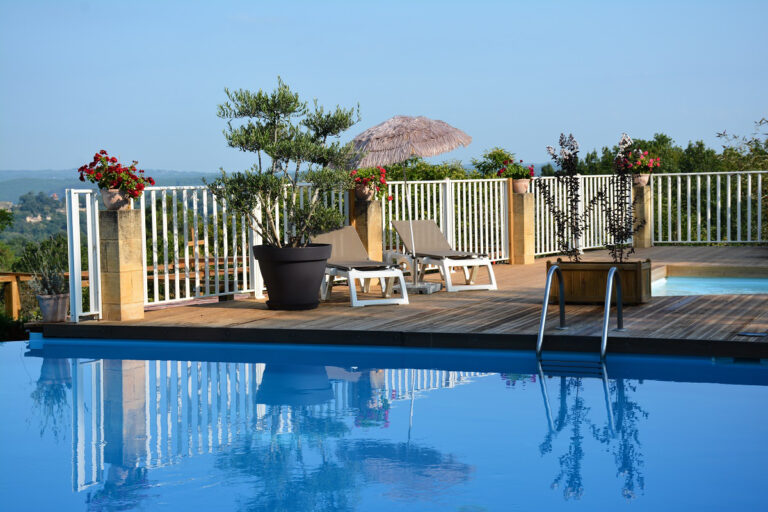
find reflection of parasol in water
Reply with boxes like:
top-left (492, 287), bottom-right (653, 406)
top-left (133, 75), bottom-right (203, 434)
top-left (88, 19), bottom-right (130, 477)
top-left (352, 116), bottom-right (472, 293)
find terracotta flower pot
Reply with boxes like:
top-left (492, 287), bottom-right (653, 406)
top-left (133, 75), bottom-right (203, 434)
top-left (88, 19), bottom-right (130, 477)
top-left (512, 179), bottom-right (531, 194)
top-left (101, 188), bottom-right (132, 210)
top-left (354, 183), bottom-right (376, 202)
top-left (633, 174), bottom-right (651, 187)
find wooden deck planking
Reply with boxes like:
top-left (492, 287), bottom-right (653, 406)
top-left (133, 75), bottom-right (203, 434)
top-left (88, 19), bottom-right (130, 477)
top-left (41, 246), bottom-right (768, 355)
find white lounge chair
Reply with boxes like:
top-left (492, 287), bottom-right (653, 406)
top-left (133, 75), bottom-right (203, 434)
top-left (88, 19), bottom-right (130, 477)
top-left (312, 226), bottom-right (409, 307)
top-left (388, 219), bottom-right (497, 292)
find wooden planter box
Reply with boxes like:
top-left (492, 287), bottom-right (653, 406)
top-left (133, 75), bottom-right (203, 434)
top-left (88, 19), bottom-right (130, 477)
top-left (546, 260), bottom-right (652, 305)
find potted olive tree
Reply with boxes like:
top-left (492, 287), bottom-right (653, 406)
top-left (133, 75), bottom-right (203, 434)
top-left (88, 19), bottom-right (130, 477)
top-left (16, 234), bottom-right (70, 321)
top-left (538, 134), bottom-right (651, 305)
top-left (206, 78), bottom-right (356, 310)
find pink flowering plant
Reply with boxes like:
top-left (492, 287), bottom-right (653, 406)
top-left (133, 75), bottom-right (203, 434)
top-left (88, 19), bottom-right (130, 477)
top-left (78, 150), bottom-right (155, 199)
top-left (350, 166), bottom-right (393, 201)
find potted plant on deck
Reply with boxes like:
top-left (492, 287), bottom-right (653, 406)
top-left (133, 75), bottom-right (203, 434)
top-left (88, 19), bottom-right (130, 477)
top-left (17, 235), bottom-right (70, 322)
top-left (78, 150), bottom-right (155, 210)
top-left (206, 78), bottom-right (357, 310)
top-left (497, 161), bottom-right (535, 193)
top-left (538, 133), bottom-right (651, 305)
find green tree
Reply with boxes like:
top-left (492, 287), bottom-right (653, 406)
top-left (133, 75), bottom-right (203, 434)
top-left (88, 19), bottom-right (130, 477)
top-left (471, 147), bottom-right (519, 177)
top-left (207, 78), bottom-right (357, 247)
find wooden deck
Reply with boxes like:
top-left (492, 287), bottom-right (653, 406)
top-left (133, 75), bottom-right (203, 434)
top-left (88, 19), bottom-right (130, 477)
top-left (41, 246), bottom-right (768, 357)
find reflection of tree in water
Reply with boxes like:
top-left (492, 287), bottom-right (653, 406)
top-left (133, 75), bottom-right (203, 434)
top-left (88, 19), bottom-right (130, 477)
top-left (592, 378), bottom-right (648, 501)
top-left (540, 378), bottom-right (589, 500)
top-left (214, 378), bottom-right (472, 512)
top-left (29, 358), bottom-right (71, 441)
top-left (538, 375), bottom-right (647, 502)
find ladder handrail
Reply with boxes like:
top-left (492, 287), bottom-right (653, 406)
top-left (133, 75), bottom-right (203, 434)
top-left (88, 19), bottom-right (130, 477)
top-left (600, 266), bottom-right (624, 358)
top-left (536, 265), bottom-right (567, 356)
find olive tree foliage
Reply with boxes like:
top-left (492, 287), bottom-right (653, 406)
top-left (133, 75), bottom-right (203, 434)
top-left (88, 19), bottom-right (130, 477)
top-left (206, 78), bottom-right (358, 248)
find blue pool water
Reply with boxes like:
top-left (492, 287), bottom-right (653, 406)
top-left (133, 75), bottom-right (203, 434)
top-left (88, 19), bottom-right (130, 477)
top-left (2, 339), bottom-right (768, 511)
top-left (652, 276), bottom-right (768, 296)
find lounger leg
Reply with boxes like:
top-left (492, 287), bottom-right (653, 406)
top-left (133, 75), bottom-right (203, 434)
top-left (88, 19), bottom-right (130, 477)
top-left (467, 266), bottom-right (479, 285)
top-left (383, 276), bottom-right (395, 297)
top-left (320, 274), bottom-right (332, 300)
top-left (441, 260), bottom-right (455, 292)
top-left (348, 276), bottom-right (361, 307)
top-left (462, 266), bottom-right (471, 283)
top-left (379, 277), bottom-right (387, 293)
top-left (363, 278), bottom-right (372, 293)
top-left (397, 273), bottom-right (409, 304)
top-left (486, 262), bottom-right (498, 290)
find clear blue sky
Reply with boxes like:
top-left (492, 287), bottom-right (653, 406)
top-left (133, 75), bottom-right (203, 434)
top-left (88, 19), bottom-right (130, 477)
top-left (1, 0), bottom-right (766, 172)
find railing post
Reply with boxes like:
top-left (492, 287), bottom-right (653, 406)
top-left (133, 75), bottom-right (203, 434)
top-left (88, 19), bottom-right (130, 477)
top-left (633, 181), bottom-right (653, 249)
top-left (99, 209), bottom-right (145, 321)
top-left (349, 189), bottom-right (383, 261)
top-left (509, 179), bottom-right (535, 264)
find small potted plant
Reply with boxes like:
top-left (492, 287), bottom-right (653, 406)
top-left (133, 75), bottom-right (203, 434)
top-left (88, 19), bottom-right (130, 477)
top-left (497, 160), bottom-right (535, 193)
top-left (351, 166), bottom-right (393, 201)
top-left (626, 150), bottom-right (661, 186)
top-left (17, 235), bottom-right (70, 322)
top-left (206, 78), bottom-right (357, 310)
top-left (78, 150), bottom-right (155, 210)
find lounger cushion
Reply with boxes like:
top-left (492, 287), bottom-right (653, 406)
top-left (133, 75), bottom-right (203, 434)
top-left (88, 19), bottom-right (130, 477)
top-left (328, 260), bottom-right (393, 271)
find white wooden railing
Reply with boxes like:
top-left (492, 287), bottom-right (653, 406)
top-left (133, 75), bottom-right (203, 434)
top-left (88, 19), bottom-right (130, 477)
top-left (65, 189), bottom-right (102, 321)
top-left (652, 171), bottom-right (766, 244)
top-left (531, 175), bottom-right (624, 257)
top-left (65, 171), bottom-right (767, 320)
top-left (382, 178), bottom-right (509, 262)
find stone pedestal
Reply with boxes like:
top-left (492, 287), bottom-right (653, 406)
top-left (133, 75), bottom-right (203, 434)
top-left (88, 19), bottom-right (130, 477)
top-left (633, 185), bottom-right (653, 249)
top-left (99, 210), bottom-right (144, 321)
top-left (348, 191), bottom-right (383, 261)
top-left (511, 192), bottom-right (535, 264)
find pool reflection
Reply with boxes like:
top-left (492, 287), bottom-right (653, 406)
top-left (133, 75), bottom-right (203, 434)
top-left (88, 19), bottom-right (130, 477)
top-left (58, 357), bottom-right (481, 510)
top-left (24, 343), bottom-right (768, 510)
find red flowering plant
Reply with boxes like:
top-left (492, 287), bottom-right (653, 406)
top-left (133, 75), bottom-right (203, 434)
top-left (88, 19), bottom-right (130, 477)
top-left (350, 166), bottom-right (393, 201)
top-left (616, 149), bottom-right (661, 175)
top-left (496, 159), bottom-right (535, 180)
top-left (78, 150), bottom-right (155, 199)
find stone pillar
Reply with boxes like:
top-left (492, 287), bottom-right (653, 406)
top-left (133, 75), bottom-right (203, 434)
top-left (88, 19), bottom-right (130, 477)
top-left (348, 190), bottom-right (383, 261)
top-left (103, 360), bottom-right (147, 467)
top-left (508, 180), bottom-right (535, 264)
top-left (99, 210), bottom-right (145, 321)
top-left (633, 184), bottom-right (653, 249)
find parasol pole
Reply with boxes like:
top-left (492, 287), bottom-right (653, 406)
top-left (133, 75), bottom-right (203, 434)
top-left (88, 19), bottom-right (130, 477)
top-left (402, 148), bottom-right (419, 284)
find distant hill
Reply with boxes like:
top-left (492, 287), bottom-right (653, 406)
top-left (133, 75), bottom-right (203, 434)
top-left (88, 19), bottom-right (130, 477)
top-left (0, 169), bottom-right (220, 203)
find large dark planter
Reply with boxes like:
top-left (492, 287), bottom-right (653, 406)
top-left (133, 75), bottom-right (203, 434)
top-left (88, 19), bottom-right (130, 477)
top-left (253, 244), bottom-right (331, 310)
top-left (546, 259), bottom-right (652, 305)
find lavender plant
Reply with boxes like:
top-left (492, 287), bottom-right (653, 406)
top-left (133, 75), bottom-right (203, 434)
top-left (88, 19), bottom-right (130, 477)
top-left (600, 133), bottom-right (646, 263)
top-left (535, 134), bottom-right (602, 262)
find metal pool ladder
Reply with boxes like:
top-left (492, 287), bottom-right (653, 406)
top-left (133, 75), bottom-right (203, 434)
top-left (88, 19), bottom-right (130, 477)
top-left (536, 265), bottom-right (625, 359)
top-left (600, 266), bottom-right (626, 358)
top-left (536, 265), bottom-right (568, 356)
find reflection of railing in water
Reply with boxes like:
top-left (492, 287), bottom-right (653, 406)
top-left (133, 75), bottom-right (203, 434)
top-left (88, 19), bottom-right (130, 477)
top-left (70, 359), bottom-right (489, 491)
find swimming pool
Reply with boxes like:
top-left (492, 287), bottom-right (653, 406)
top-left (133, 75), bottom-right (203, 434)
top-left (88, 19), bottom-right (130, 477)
top-left (2, 338), bottom-right (768, 511)
top-left (652, 276), bottom-right (768, 296)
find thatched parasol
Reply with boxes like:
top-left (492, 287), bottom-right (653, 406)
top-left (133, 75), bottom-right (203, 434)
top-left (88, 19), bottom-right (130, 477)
top-left (352, 116), bottom-right (472, 291)
top-left (352, 115), bottom-right (472, 167)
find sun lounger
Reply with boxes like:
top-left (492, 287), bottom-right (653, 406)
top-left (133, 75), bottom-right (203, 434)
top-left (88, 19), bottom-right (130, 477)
top-left (312, 226), bottom-right (409, 307)
top-left (388, 219), bottom-right (497, 292)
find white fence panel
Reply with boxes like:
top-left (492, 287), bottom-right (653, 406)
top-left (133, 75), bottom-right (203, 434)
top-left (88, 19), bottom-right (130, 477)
top-left (382, 178), bottom-right (509, 262)
top-left (652, 171), bottom-right (766, 244)
top-left (531, 175), bottom-right (626, 256)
